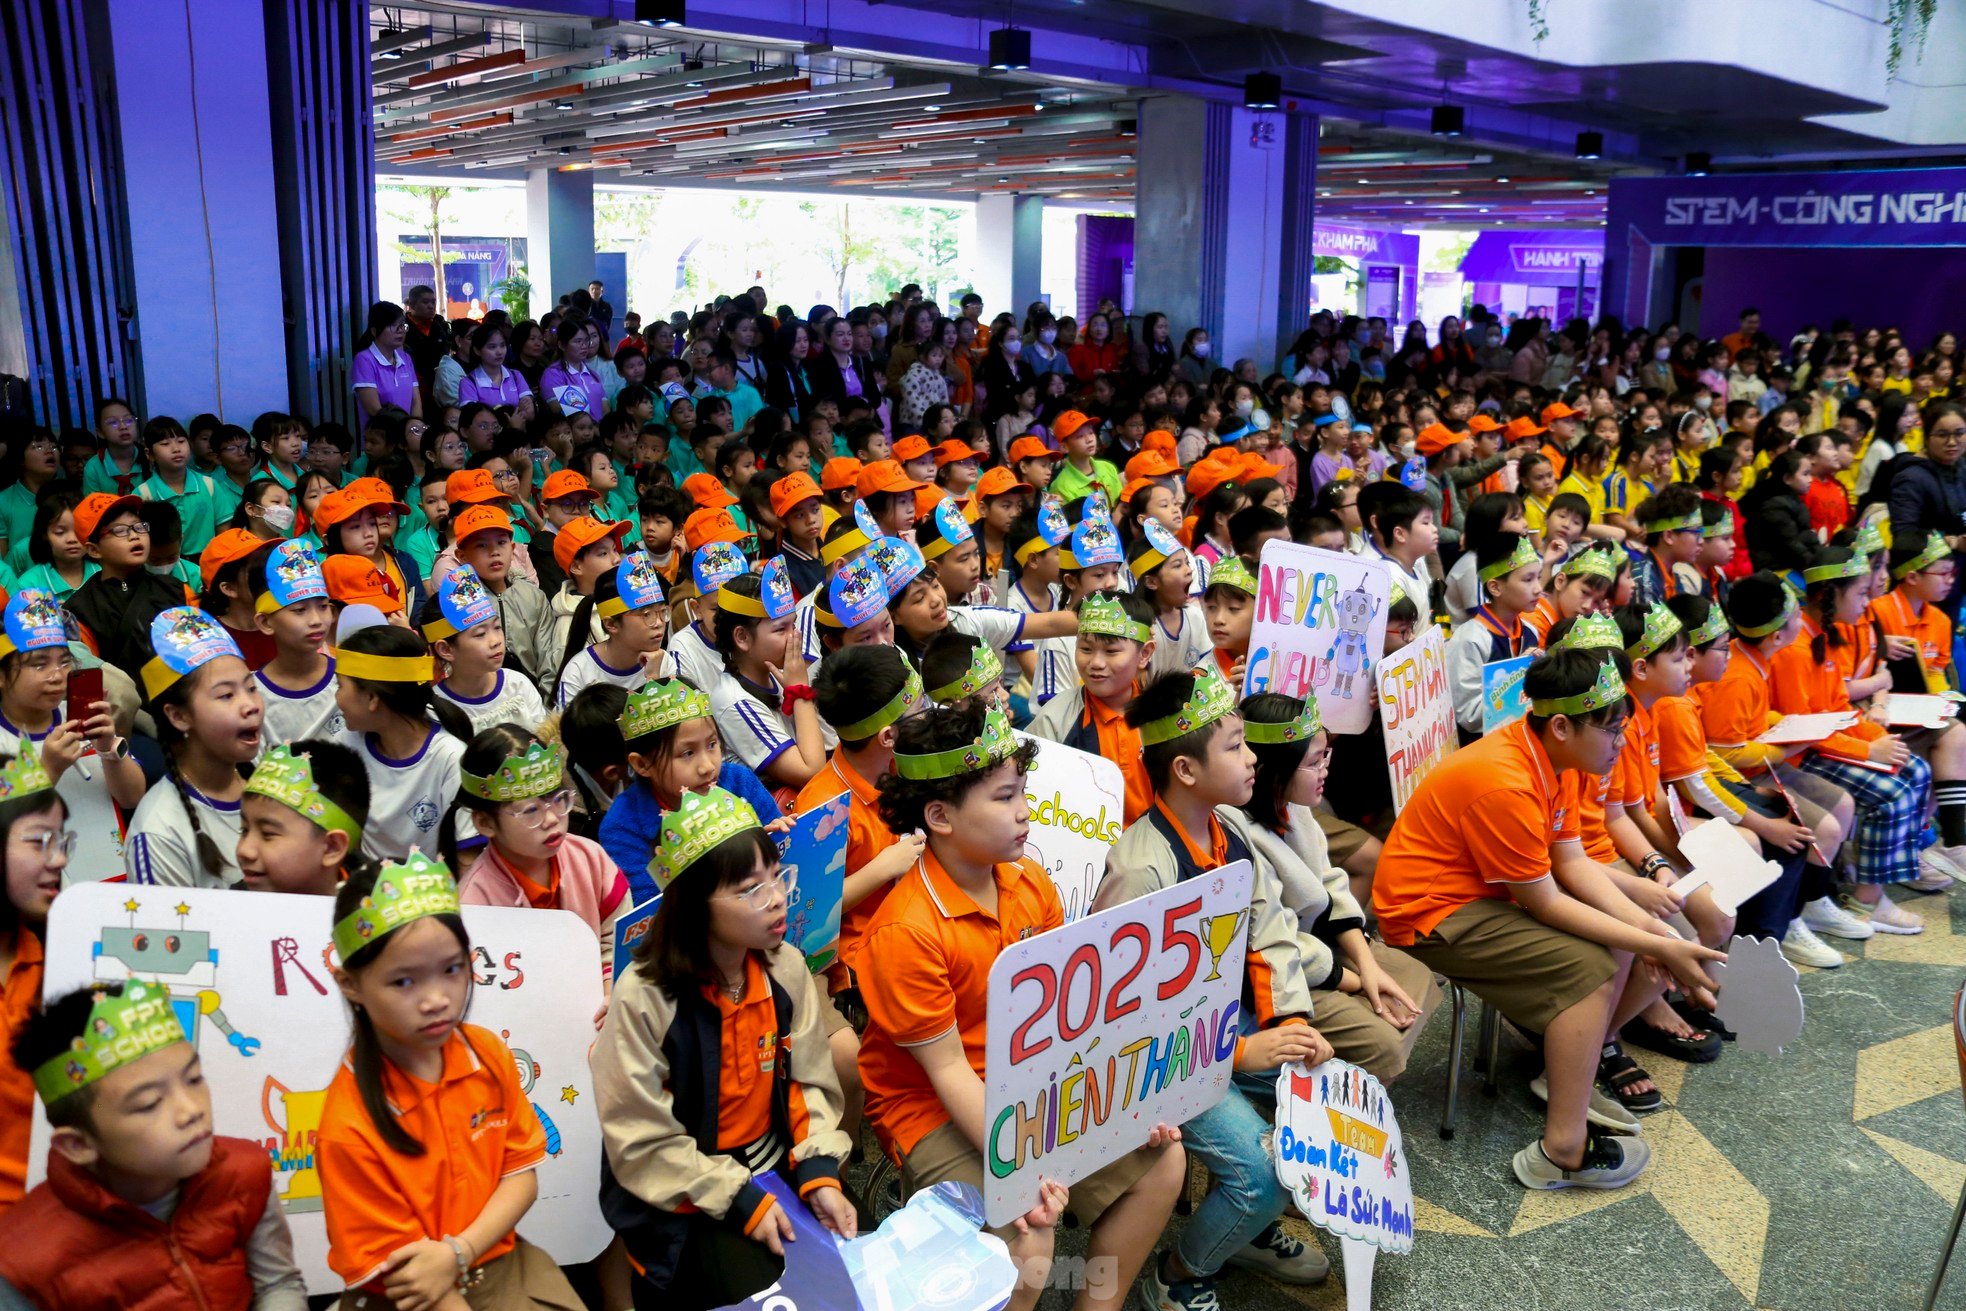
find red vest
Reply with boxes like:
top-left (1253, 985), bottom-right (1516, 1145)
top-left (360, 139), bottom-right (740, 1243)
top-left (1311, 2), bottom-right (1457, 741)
top-left (0, 1135), bottom-right (270, 1311)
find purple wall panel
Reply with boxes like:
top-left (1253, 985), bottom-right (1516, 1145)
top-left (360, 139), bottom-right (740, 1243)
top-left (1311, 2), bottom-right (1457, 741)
top-left (1696, 247), bottom-right (1966, 345)
top-left (1075, 214), bottom-right (1133, 317)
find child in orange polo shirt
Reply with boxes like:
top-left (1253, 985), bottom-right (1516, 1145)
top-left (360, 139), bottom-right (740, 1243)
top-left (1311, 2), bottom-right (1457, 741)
top-left (1373, 649), bottom-right (1726, 1191)
top-left (592, 788), bottom-right (856, 1310)
top-left (1521, 541), bottom-right (1616, 646)
top-left (859, 702), bottom-right (1183, 1311)
top-left (319, 854), bottom-right (580, 1309)
top-left (1027, 589), bottom-right (1158, 824)
top-left (1871, 531), bottom-right (1966, 882)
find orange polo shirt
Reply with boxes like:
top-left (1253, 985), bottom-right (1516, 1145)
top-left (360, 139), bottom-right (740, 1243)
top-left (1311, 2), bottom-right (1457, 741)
top-left (1872, 588), bottom-right (1953, 683)
top-left (1769, 619), bottom-right (1885, 763)
top-left (1612, 696), bottom-right (1663, 818)
top-left (857, 847), bottom-right (1062, 1161)
top-left (796, 753), bottom-right (898, 974)
top-left (1829, 615), bottom-right (1882, 683)
top-left (711, 953), bottom-right (807, 1153)
top-left (1695, 646), bottom-right (1786, 776)
top-left (0, 927), bottom-right (43, 1211)
top-left (1523, 596), bottom-right (1564, 646)
top-left (1087, 690), bottom-right (1154, 825)
top-left (319, 1023), bottom-right (547, 1287)
top-left (1372, 718), bottom-right (1582, 947)
top-left (1573, 767), bottom-right (1619, 864)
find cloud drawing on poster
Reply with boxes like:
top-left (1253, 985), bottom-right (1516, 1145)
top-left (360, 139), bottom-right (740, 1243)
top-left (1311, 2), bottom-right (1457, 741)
top-left (1711, 936), bottom-right (1805, 1057)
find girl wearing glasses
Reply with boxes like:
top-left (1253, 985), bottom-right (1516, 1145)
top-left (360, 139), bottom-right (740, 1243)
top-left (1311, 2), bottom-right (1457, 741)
top-left (0, 428), bottom-right (60, 561)
top-left (0, 748), bottom-right (73, 1209)
top-left (449, 725), bottom-right (632, 987)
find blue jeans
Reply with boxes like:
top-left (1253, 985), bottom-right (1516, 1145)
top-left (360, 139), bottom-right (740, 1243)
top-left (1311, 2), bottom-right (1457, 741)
top-left (1174, 1084), bottom-right (1289, 1279)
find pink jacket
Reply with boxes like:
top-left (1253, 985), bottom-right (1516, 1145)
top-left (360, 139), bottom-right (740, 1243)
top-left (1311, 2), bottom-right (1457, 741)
top-left (460, 834), bottom-right (631, 980)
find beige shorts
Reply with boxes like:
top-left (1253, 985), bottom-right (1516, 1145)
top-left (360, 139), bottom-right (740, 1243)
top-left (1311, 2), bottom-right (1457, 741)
top-left (1309, 942), bottom-right (1442, 1083)
top-left (900, 1119), bottom-right (1168, 1233)
top-left (1402, 897), bottom-right (1618, 1034)
top-left (1315, 811), bottom-right (1378, 865)
top-left (340, 1237), bottom-right (582, 1311)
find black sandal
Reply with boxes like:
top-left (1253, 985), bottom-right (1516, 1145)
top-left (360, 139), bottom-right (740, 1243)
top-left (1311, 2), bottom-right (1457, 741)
top-left (1597, 1043), bottom-right (1664, 1113)
top-left (1620, 1015), bottom-right (1723, 1064)
top-left (1669, 995), bottom-right (1735, 1042)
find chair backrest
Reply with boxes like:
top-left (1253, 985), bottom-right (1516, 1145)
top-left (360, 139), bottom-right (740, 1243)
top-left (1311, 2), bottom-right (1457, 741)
top-left (1953, 984), bottom-right (1966, 1110)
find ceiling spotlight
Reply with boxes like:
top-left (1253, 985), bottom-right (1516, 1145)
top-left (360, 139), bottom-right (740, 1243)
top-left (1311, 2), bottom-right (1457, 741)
top-left (558, 146), bottom-right (573, 155)
top-left (1685, 151), bottom-right (1711, 176)
top-left (1244, 72), bottom-right (1281, 110)
top-left (376, 26), bottom-right (405, 59)
top-left (1119, 118), bottom-right (1136, 137)
top-left (988, 27), bottom-right (1031, 71)
top-left (635, 0), bottom-right (685, 28)
top-left (1574, 130), bottom-right (1602, 159)
top-left (1430, 105), bottom-right (1463, 136)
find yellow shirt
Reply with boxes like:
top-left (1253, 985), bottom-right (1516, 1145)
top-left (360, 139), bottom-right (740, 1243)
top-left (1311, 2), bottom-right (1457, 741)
top-left (1557, 470), bottom-right (1607, 524)
top-left (1523, 492), bottom-right (1553, 536)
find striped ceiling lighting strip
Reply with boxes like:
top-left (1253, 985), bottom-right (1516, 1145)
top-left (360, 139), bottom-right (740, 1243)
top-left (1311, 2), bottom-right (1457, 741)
top-left (388, 112), bottom-right (513, 143)
top-left (431, 83), bottom-right (583, 122)
top-left (405, 47), bottom-right (528, 89)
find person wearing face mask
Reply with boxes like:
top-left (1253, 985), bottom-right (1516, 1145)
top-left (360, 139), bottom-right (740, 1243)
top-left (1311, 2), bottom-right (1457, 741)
top-left (1023, 309), bottom-right (1071, 377)
top-left (1175, 328), bottom-right (1213, 390)
top-left (1478, 325), bottom-right (1514, 376)
top-left (980, 324), bottom-right (1037, 425)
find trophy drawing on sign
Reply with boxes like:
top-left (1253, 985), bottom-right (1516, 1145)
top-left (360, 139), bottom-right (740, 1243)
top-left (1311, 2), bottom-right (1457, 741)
top-left (1202, 909), bottom-right (1247, 983)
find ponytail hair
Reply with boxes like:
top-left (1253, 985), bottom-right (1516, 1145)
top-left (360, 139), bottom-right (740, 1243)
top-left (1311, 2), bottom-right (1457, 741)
top-left (337, 624), bottom-right (473, 742)
top-left (439, 723), bottom-right (540, 876)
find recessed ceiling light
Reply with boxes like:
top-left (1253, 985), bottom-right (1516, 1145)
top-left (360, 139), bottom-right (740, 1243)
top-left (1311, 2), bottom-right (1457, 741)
top-left (1496, 175), bottom-right (1510, 182)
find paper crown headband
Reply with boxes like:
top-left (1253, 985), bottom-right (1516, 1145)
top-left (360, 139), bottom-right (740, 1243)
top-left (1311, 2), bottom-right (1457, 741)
top-left (820, 523), bottom-right (871, 566)
top-left (1060, 516), bottom-right (1123, 570)
top-left (598, 551), bottom-right (667, 619)
top-left (1014, 503), bottom-right (1073, 565)
top-left (1079, 592), bottom-right (1152, 644)
top-left (1853, 516), bottom-right (1887, 558)
top-left (927, 642), bottom-right (1003, 705)
top-left (332, 852), bottom-right (459, 964)
top-left (651, 785), bottom-right (762, 891)
top-left (1207, 555), bottom-right (1257, 597)
top-left (1627, 602), bottom-right (1685, 660)
top-left (1734, 587), bottom-right (1797, 639)
top-left (835, 658), bottom-right (923, 739)
top-left (1243, 693), bottom-right (1321, 745)
top-left (1646, 509), bottom-right (1702, 535)
top-left (1685, 601), bottom-right (1730, 647)
top-left (334, 642), bottom-right (436, 684)
top-left (870, 536), bottom-right (927, 596)
top-left (1139, 664), bottom-right (1238, 746)
top-left (255, 540), bottom-right (329, 615)
top-left (691, 541), bottom-right (748, 597)
top-left (1553, 612), bottom-right (1623, 653)
top-left (852, 497), bottom-right (881, 540)
top-left (31, 982), bottom-right (187, 1106)
top-left (815, 552), bottom-right (888, 630)
top-left (421, 564), bottom-right (498, 641)
top-left (894, 702), bottom-right (1020, 780)
top-left (1893, 531), bottom-right (1952, 579)
top-left (1132, 518), bottom-right (1184, 575)
top-left (245, 746), bottom-right (362, 845)
top-left (1529, 656), bottom-right (1626, 718)
top-left (1556, 547), bottom-right (1620, 582)
top-left (620, 678), bottom-right (711, 740)
top-left (1478, 535), bottom-right (1540, 583)
top-left (920, 499), bottom-right (976, 561)
top-left (719, 555), bottom-right (794, 620)
top-left (142, 607), bottom-right (243, 700)
top-left (1702, 514), bottom-right (1734, 541)
top-left (0, 588), bottom-right (68, 660)
top-left (1802, 554), bottom-right (1869, 585)
top-left (460, 740), bottom-right (565, 802)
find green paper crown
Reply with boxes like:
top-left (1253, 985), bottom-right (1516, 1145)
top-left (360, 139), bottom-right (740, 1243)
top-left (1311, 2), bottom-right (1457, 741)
top-left (0, 749), bottom-right (55, 804)
top-left (1802, 554), bottom-right (1869, 585)
top-left (1702, 515), bottom-right (1733, 541)
top-left (1478, 535), bottom-right (1540, 582)
top-left (621, 678), bottom-right (711, 741)
top-left (1207, 555), bottom-right (1257, 596)
top-left (1627, 602), bottom-right (1685, 659)
top-left (834, 661), bottom-right (923, 740)
top-left (894, 703), bottom-right (1020, 780)
top-left (1557, 548), bottom-right (1619, 582)
top-left (31, 981), bottom-right (187, 1106)
top-left (1139, 664), bottom-right (1237, 746)
top-left (928, 642), bottom-right (1004, 705)
top-left (1736, 589), bottom-right (1797, 639)
top-left (1646, 510), bottom-right (1701, 534)
top-left (1243, 693), bottom-right (1321, 745)
top-left (1079, 592), bottom-right (1152, 644)
top-left (332, 852), bottom-right (459, 964)
top-left (1686, 603), bottom-right (1730, 647)
top-left (1893, 531), bottom-right (1952, 579)
top-left (460, 740), bottom-right (565, 802)
top-left (245, 746), bottom-right (362, 845)
top-left (1853, 516), bottom-right (1887, 558)
top-left (1554, 612), bottom-right (1623, 653)
top-left (1530, 656), bottom-right (1626, 718)
top-left (651, 786), bottom-right (761, 890)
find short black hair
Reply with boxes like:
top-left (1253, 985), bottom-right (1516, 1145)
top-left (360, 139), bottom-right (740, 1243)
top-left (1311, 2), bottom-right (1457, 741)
top-left (876, 701), bottom-right (1038, 835)
top-left (13, 984), bottom-right (166, 1130)
top-left (1375, 489), bottom-right (1431, 542)
top-left (1665, 593), bottom-right (1725, 650)
top-left (1725, 571), bottom-right (1792, 642)
top-left (1547, 491), bottom-right (1592, 526)
top-left (1128, 670), bottom-right (1232, 793)
top-left (814, 643), bottom-right (916, 748)
top-left (1229, 505), bottom-right (1287, 559)
top-left (1522, 647), bottom-right (1627, 731)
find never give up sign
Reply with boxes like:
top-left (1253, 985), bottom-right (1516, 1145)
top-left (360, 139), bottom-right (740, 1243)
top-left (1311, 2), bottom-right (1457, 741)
top-left (981, 861), bottom-right (1253, 1226)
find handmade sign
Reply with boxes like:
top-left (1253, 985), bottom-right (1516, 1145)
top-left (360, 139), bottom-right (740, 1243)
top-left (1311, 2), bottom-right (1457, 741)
top-left (1668, 819), bottom-right (1782, 916)
top-left (713, 1180), bottom-right (1015, 1311)
top-left (1377, 629), bottom-right (1454, 814)
top-left (1244, 540), bottom-right (1391, 734)
top-left (1884, 693), bottom-right (1958, 729)
top-left (1019, 731), bottom-right (1124, 923)
top-left (1711, 936), bottom-right (1806, 1056)
top-left (982, 861), bottom-right (1253, 1226)
top-left (614, 896), bottom-right (660, 982)
top-left (1273, 1057), bottom-right (1415, 1311)
top-left (29, 884), bottom-right (610, 1292)
top-left (1480, 653), bottom-right (1534, 733)
top-left (1757, 712), bottom-right (1858, 745)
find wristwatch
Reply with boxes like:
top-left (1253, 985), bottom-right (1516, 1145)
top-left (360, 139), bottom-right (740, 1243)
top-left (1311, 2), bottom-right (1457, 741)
top-left (106, 737), bottom-right (131, 761)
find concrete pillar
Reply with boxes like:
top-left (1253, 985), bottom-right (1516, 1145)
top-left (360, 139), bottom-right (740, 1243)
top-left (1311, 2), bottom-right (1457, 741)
top-left (974, 194), bottom-right (1044, 323)
top-left (1133, 96), bottom-right (1317, 374)
top-left (104, 0), bottom-right (289, 421)
top-left (526, 167), bottom-right (596, 310)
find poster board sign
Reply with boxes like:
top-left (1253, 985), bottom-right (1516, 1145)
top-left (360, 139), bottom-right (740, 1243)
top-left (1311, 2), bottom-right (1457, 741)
top-left (779, 792), bottom-right (849, 972)
top-left (1480, 654), bottom-right (1534, 733)
top-left (1244, 541), bottom-right (1391, 735)
top-left (1020, 732), bottom-right (1124, 923)
top-left (1668, 819), bottom-right (1782, 916)
top-left (614, 897), bottom-right (660, 982)
top-left (1756, 712), bottom-right (1857, 745)
top-left (1377, 629), bottom-right (1454, 813)
top-left (1884, 693), bottom-right (1958, 729)
top-left (981, 861), bottom-right (1253, 1227)
top-left (29, 885), bottom-right (610, 1292)
top-left (56, 759), bottom-right (129, 886)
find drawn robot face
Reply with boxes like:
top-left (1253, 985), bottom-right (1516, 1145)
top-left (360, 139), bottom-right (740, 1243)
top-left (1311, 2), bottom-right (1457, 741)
top-left (1337, 585), bottom-right (1378, 632)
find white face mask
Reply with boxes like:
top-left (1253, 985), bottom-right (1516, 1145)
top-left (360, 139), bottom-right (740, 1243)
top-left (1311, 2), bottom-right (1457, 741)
top-left (1193, 341), bottom-right (1212, 359)
top-left (1235, 398), bottom-right (1255, 417)
top-left (1655, 348), bottom-right (1671, 361)
top-left (1003, 339), bottom-right (1022, 356)
top-left (259, 503), bottom-right (295, 532)
top-left (144, 562), bottom-right (178, 578)
top-left (871, 322), bottom-right (888, 339)
top-left (1039, 329), bottom-right (1057, 345)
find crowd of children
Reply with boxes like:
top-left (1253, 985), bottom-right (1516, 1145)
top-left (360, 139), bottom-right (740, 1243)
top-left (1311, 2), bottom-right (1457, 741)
top-left (0, 288), bottom-right (1958, 1310)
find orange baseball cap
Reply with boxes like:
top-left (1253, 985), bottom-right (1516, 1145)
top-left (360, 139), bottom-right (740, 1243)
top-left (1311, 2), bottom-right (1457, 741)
top-left (1541, 401), bottom-right (1585, 425)
top-left (1237, 451), bottom-right (1283, 482)
top-left (1184, 452), bottom-right (1241, 500)
top-left (73, 493), bottom-right (142, 542)
top-left (1053, 410), bottom-right (1095, 439)
top-left (1121, 476), bottom-right (1162, 505)
top-left (1503, 415), bottom-right (1549, 442)
top-left (1126, 449), bottom-right (1180, 481)
top-left (769, 471), bottom-right (823, 519)
top-left (553, 515), bottom-right (631, 573)
top-left (451, 504), bottom-right (514, 544)
top-left (345, 476), bottom-right (407, 508)
top-left (969, 467), bottom-right (1033, 501)
top-left (855, 459), bottom-right (928, 498)
top-left (541, 470), bottom-right (595, 503)
top-left (820, 457), bottom-right (863, 492)
top-left (322, 555), bottom-right (401, 614)
top-left (199, 528), bottom-right (265, 588)
top-left (683, 507), bottom-right (746, 549)
top-left (1414, 423), bottom-right (1462, 456)
top-left (932, 439), bottom-right (979, 469)
top-left (1142, 429), bottom-right (1178, 457)
top-left (316, 481), bottom-right (408, 529)
top-left (1008, 436), bottom-right (1062, 464)
top-left (914, 485), bottom-right (949, 521)
top-left (682, 471), bottom-right (739, 510)
top-left (1467, 413), bottom-right (1504, 434)
top-left (445, 469), bottom-right (508, 507)
top-left (892, 434), bottom-right (932, 463)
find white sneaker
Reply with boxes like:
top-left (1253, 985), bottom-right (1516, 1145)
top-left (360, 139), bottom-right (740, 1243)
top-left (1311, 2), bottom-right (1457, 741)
top-left (1909, 849), bottom-right (1959, 892)
top-left (1925, 844), bottom-right (1966, 881)
top-left (1528, 1071), bottom-right (1642, 1134)
top-left (1865, 894), bottom-right (1926, 935)
top-left (1802, 895), bottom-right (1875, 941)
top-left (1781, 921), bottom-right (1845, 969)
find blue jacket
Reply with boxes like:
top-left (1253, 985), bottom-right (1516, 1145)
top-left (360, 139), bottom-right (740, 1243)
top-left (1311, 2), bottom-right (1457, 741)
top-left (599, 760), bottom-right (782, 905)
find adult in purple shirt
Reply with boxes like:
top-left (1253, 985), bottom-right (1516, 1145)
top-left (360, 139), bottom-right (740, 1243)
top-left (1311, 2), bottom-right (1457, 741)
top-left (351, 300), bottom-right (422, 420)
top-left (456, 321), bottom-right (537, 426)
top-left (538, 314), bottom-right (606, 420)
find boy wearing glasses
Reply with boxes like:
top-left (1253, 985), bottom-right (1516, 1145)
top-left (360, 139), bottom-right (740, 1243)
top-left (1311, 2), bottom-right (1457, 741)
top-left (65, 494), bottom-right (196, 673)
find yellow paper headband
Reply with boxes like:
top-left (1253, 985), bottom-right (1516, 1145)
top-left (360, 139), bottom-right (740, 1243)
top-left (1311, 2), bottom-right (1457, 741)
top-left (334, 649), bottom-right (435, 683)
